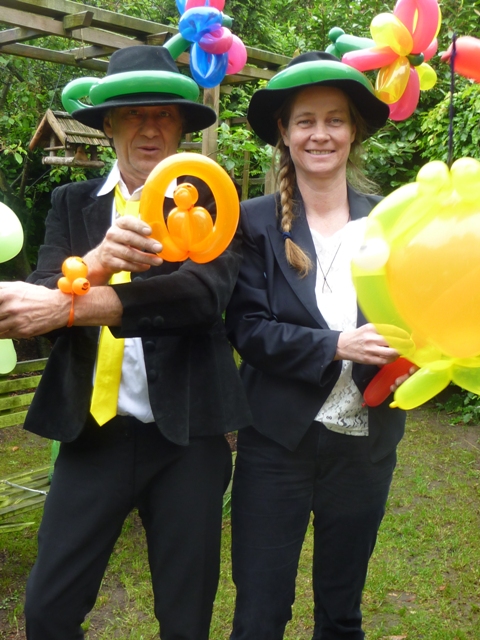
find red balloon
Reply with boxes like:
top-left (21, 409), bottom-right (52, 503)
top-left (363, 357), bottom-right (415, 407)
top-left (441, 36), bottom-right (480, 83)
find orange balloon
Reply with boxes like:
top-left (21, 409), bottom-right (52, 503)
top-left (58, 276), bottom-right (73, 294)
top-left (62, 256), bottom-right (88, 280)
top-left (140, 153), bottom-right (240, 263)
top-left (72, 278), bottom-right (90, 295)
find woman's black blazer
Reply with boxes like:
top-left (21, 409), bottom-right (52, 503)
top-left (225, 186), bottom-right (405, 462)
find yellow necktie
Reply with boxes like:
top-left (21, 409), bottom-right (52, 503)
top-left (90, 185), bottom-right (140, 426)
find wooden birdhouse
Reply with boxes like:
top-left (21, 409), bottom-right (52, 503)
top-left (29, 109), bottom-right (110, 168)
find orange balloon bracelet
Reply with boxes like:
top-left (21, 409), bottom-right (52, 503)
top-left (58, 257), bottom-right (90, 327)
top-left (140, 153), bottom-right (240, 263)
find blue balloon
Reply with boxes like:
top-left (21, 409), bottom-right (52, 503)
top-left (176, 0), bottom-right (187, 13)
top-left (179, 7), bottom-right (222, 43)
top-left (190, 43), bottom-right (228, 88)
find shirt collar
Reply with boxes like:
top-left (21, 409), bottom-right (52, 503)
top-left (97, 160), bottom-right (177, 199)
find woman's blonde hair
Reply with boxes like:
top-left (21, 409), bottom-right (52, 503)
top-left (273, 88), bottom-right (376, 277)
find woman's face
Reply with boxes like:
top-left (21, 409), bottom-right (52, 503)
top-left (278, 85), bottom-right (356, 184)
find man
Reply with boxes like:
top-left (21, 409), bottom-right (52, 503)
top-left (0, 46), bottom-right (251, 640)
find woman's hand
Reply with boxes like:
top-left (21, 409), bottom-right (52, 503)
top-left (390, 365), bottom-right (419, 392)
top-left (335, 323), bottom-right (399, 366)
top-left (84, 216), bottom-right (164, 286)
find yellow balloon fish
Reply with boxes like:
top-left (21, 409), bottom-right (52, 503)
top-left (352, 158), bottom-right (480, 409)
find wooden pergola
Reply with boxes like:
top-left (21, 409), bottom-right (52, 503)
top-left (0, 0), bottom-right (290, 166)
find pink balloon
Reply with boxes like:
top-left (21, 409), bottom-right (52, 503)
top-left (185, 0), bottom-right (225, 10)
top-left (199, 27), bottom-right (233, 54)
top-left (394, 0), bottom-right (440, 54)
top-left (227, 35), bottom-right (247, 75)
top-left (389, 66), bottom-right (420, 120)
top-left (343, 47), bottom-right (398, 72)
top-left (423, 38), bottom-right (438, 62)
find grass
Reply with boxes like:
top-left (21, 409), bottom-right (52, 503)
top-left (0, 405), bottom-right (479, 639)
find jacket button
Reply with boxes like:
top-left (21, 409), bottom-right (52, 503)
top-left (144, 340), bottom-right (155, 352)
top-left (138, 317), bottom-right (151, 329)
top-left (153, 315), bottom-right (165, 327)
top-left (147, 369), bottom-right (157, 382)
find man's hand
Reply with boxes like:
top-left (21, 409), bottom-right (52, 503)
top-left (84, 216), bottom-right (164, 286)
top-left (0, 281), bottom-right (70, 338)
top-left (335, 323), bottom-right (399, 366)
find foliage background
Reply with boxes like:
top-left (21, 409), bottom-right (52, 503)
top-left (1, 0), bottom-right (480, 278)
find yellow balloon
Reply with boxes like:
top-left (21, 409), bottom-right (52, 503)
top-left (375, 57), bottom-right (411, 104)
top-left (371, 13), bottom-right (413, 56)
top-left (390, 364), bottom-right (451, 410)
top-left (417, 62), bottom-right (437, 90)
top-left (353, 158), bottom-right (480, 409)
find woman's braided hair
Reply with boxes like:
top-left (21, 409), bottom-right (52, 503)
top-left (273, 90), bottom-right (374, 277)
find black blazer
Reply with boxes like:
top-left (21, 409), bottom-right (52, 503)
top-left (24, 176), bottom-right (252, 445)
top-left (225, 186), bottom-right (405, 462)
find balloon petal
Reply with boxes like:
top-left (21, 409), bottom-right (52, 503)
top-left (343, 46), bottom-right (398, 72)
top-left (226, 35), bottom-right (247, 75)
top-left (371, 13), bottom-right (413, 56)
top-left (388, 67), bottom-right (420, 120)
top-left (417, 62), bottom-right (436, 90)
top-left (199, 27), bottom-right (233, 54)
top-left (190, 43), bottom-right (228, 87)
top-left (178, 6), bottom-right (222, 43)
top-left (185, 0), bottom-right (225, 9)
top-left (376, 57), bottom-right (411, 104)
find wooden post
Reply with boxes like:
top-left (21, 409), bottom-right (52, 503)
top-left (201, 85), bottom-right (220, 161)
top-left (241, 122), bottom-right (252, 201)
top-left (264, 167), bottom-right (276, 195)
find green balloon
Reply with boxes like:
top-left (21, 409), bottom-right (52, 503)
top-left (0, 202), bottom-right (23, 263)
top-left (0, 339), bottom-right (17, 374)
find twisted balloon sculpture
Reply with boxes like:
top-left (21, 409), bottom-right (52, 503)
top-left (352, 158), bottom-right (480, 410)
top-left (164, 0), bottom-right (247, 88)
top-left (327, 0), bottom-right (440, 120)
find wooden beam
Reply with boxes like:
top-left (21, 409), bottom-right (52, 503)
top-left (63, 11), bottom-right (94, 31)
top-left (0, 26), bottom-right (40, 45)
top-left (0, 0), bottom-right (178, 38)
top-left (201, 85), bottom-right (220, 162)
top-left (66, 45), bottom-right (114, 61)
top-left (0, 6), bottom-right (143, 49)
top-left (0, 43), bottom-right (108, 71)
top-left (145, 32), bottom-right (169, 46)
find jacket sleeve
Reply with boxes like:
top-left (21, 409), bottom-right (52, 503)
top-left (225, 203), bottom-right (341, 388)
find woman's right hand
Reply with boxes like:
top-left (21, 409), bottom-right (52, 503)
top-left (335, 323), bottom-right (399, 366)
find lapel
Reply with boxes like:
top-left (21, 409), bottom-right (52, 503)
top-left (265, 186), bottom-right (376, 330)
top-left (82, 185), bottom-right (114, 250)
top-left (266, 193), bottom-right (327, 328)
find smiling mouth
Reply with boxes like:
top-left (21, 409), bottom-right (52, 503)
top-left (307, 150), bottom-right (334, 155)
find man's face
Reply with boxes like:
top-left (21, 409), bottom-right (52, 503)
top-left (103, 104), bottom-right (183, 193)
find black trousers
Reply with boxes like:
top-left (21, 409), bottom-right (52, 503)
top-left (230, 423), bottom-right (397, 640)
top-left (24, 416), bottom-right (232, 640)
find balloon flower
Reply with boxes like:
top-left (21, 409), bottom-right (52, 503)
top-left (165, 0), bottom-right (247, 88)
top-left (327, 0), bottom-right (441, 121)
top-left (140, 152), bottom-right (239, 263)
top-left (441, 36), bottom-right (480, 83)
top-left (351, 157), bottom-right (480, 410)
top-left (0, 202), bottom-right (24, 374)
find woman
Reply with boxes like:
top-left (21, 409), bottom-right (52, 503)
top-left (225, 51), bottom-right (407, 639)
